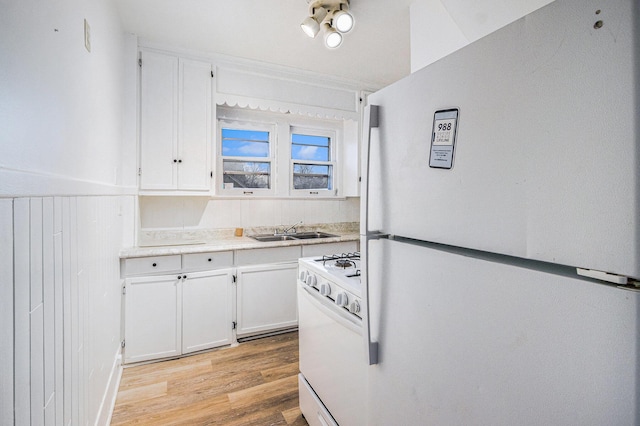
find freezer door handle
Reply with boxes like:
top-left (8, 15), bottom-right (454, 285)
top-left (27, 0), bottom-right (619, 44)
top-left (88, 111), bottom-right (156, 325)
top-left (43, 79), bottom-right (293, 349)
top-left (361, 103), bottom-right (380, 365)
top-left (360, 104), bottom-right (378, 233)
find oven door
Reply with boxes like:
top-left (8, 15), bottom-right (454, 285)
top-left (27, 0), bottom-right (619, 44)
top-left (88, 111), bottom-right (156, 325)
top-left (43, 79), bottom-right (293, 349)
top-left (298, 284), bottom-right (365, 426)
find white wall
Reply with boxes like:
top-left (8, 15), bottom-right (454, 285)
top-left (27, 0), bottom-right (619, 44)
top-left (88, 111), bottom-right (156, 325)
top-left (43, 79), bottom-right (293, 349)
top-left (139, 197), bottom-right (360, 229)
top-left (0, 0), bottom-right (138, 195)
top-left (410, 0), bottom-right (554, 72)
top-left (1, 0), bottom-right (135, 424)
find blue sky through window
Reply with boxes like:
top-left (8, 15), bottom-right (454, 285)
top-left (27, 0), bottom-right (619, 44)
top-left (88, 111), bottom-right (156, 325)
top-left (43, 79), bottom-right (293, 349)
top-left (222, 128), bottom-right (269, 157)
top-left (291, 133), bottom-right (330, 161)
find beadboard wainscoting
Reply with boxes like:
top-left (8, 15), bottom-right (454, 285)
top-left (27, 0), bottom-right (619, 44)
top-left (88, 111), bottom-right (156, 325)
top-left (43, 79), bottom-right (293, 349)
top-left (4, 195), bottom-right (134, 425)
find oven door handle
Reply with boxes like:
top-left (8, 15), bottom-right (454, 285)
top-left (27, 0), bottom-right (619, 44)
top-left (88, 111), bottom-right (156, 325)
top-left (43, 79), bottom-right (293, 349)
top-left (299, 285), bottom-right (362, 335)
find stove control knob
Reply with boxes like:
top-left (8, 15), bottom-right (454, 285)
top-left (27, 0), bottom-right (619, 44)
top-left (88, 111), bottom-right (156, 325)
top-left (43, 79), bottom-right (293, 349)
top-left (335, 292), bottom-right (348, 307)
top-left (305, 274), bottom-right (317, 287)
top-left (299, 270), bottom-right (308, 282)
top-left (319, 282), bottom-right (331, 296)
top-left (349, 300), bottom-right (361, 314)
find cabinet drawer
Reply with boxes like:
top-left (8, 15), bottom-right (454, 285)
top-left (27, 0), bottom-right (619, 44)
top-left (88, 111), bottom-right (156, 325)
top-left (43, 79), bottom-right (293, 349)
top-left (301, 241), bottom-right (359, 258)
top-left (235, 246), bottom-right (301, 266)
top-left (182, 251), bottom-right (233, 271)
top-left (123, 255), bottom-right (182, 276)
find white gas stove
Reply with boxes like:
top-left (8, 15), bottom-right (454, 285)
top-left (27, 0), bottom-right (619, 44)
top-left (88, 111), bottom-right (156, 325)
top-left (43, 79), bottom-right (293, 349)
top-left (298, 252), bottom-right (362, 319)
top-left (297, 251), bottom-right (366, 426)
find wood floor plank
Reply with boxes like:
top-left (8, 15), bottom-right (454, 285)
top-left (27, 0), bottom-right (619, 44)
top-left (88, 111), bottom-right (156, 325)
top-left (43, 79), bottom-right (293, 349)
top-left (261, 362), bottom-right (300, 383)
top-left (227, 375), bottom-right (298, 408)
top-left (282, 406), bottom-right (306, 425)
top-left (111, 332), bottom-right (308, 426)
top-left (118, 359), bottom-right (213, 390)
top-left (114, 382), bottom-right (168, 405)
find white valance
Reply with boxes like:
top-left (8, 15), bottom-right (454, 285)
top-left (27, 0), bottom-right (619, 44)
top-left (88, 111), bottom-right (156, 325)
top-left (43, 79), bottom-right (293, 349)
top-left (215, 67), bottom-right (360, 121)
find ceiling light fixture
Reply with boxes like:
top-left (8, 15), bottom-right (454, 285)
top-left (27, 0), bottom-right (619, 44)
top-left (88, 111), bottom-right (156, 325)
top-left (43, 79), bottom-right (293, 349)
top-left (300, 0), bottom-right (354, 49)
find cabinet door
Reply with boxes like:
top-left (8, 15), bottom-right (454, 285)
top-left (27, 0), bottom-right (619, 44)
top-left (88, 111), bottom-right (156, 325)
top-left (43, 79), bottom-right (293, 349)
top-left (140, 51), bottom-right (179, 190)
top-left (124, 275), bottom-right (181, 363)
top-left (178, 58), bottom-right (212, 191)
top-left (182, 269), bottom-right (234, 354)
top-left (236, 263), bottom-right (298, 337)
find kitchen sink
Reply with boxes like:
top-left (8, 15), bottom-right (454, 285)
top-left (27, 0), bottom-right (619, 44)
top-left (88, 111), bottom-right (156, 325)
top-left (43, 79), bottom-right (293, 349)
top-left (250, 235), bottom-right (298, 242)
top-left (249, 232), bottom-right (338, 242)
top-left (289, 232), bottom-right (338, 239)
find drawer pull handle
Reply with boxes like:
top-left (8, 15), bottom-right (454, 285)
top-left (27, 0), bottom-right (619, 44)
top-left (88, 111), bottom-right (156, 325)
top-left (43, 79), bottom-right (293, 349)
top-left (208, 258), bottom-right (212, 262)
top-left (152, 263), bottom-right (157, 267)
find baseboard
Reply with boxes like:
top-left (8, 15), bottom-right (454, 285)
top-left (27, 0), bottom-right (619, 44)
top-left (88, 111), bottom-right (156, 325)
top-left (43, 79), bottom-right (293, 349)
top-left (95, 348), bottom-right (123, 426)
top-left (236, 327), bottom-right (298, 343)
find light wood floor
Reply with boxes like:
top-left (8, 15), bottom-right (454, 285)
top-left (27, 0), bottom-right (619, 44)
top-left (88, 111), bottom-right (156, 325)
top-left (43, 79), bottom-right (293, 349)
top-left (111, 332), bottom-right (308, 426)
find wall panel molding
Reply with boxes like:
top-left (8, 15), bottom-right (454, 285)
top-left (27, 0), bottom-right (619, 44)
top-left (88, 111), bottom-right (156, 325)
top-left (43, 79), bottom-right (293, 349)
top-left (0, 168), bottom-right (137, 198)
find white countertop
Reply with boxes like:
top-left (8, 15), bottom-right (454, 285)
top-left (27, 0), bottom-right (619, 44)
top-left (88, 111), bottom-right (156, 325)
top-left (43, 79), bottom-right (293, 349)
top-left (120, 223), bottom-right (360, 259)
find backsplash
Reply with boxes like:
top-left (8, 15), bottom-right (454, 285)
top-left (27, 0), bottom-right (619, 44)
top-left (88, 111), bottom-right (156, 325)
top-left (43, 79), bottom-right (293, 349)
top-left (139, 197), bottom-right (360, 230)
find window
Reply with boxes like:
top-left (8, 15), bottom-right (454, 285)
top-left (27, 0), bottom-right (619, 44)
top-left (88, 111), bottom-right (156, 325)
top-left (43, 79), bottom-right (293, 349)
top-left (216, 107), bottom-right (343, 197)
top-left (219, 123), bottom-right (273, 193)
top-left (291, 128), bottom-right (335, 194)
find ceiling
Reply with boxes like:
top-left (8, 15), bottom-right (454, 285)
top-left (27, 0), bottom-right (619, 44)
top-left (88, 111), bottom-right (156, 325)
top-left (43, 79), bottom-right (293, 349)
top-left (112, 0), bottom-right (414, 90)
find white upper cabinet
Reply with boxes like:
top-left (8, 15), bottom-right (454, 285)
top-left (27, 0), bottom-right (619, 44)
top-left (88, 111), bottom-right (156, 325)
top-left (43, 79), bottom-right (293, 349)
top-left (140, 51), bottom-right (212, 192)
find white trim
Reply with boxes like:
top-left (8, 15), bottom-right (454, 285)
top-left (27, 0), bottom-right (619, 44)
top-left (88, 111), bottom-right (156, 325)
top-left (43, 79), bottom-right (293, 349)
top-left (0, 167), bottom-right (137, 198)
top-left (94, 348), bottom-right (123, 426)
top-left (216, 120), bottom-right (276, 196)
top-left (290, 126), bottom-right (338, 197)
top-left (138, 39), bottom-right (381, 92)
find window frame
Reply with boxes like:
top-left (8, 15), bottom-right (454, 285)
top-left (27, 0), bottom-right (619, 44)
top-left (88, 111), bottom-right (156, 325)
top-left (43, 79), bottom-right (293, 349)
top-left (217, 119), bottom-right (276, 196)
top-left (289, 126), bottom-right (337, 197)
top-left (215, 107), bottom-right (343, 198)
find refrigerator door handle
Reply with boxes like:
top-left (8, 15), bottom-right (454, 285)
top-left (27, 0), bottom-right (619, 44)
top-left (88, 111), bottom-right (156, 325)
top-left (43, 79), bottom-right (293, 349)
top-left (360, 104), bottom-right (378, 235)
top-left (361, 103), bottom-right (380, 365)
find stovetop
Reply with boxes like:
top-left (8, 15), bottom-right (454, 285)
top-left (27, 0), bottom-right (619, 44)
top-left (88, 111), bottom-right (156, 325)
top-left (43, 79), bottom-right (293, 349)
top-left (300, 252), bottom-right (362, 297)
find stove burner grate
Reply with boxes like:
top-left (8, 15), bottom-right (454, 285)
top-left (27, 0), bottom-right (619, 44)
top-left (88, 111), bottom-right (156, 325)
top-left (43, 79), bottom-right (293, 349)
top-left (317, 252), bottom-right (360, 267)
top-left (335, 259), bottom-right (354, 268)
top-left (346, 269), bottom-right (361, 278)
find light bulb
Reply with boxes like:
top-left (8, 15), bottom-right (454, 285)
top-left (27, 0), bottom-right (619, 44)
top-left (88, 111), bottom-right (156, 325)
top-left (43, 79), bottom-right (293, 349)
top-left (334, 10), bottom-right (354, 33)
top-left (325, 29), bottom-right (342, 48)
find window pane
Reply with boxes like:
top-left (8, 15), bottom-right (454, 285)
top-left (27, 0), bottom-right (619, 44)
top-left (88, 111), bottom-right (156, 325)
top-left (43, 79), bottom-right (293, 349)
top-left (223, 160), bottom-right (270, 189)
top-left (222, 128), bottom-right (269, 158)
top-left (291, 133), bottom-right (330, 161)
top-left (293, 163), bottom-right (332, 190)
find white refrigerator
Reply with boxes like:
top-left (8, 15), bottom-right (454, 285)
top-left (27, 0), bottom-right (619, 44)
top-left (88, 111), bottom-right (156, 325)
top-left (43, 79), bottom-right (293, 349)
top-left (360, 0), bottom-right (640, 425)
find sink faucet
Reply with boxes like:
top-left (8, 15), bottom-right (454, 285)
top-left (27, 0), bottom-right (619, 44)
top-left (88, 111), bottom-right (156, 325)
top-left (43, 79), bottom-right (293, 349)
top-left (277, 220), bottom-right (302, 235)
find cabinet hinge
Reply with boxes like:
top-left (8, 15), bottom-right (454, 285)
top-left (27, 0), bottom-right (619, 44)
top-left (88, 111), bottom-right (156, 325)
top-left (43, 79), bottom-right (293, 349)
top-left (122, 286), bottom-right (126, 295)
top-left (232, 275), bottom-right (237, 283)
top-left (121, 340), bottom-right (125, 348)
top-left (232, 321), bottom-right (237, 330)
top-left (138, 168), bottom-right (142, 177)
top-left (210, 171), bottom-right (213, 178)
top-left (211, 70), bottom-right (214, 78)
top-left (138, 58), bottom-right (142, 67)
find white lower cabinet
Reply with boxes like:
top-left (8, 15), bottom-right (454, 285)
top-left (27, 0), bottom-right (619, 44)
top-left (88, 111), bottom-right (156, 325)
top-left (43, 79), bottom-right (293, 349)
top-left (236, 263), bottom-right (299, 337)
top-left (182, 269), bottom-right (234, 354)
top-left (121, 241), bottom-right (357, 362)
top-left (124, 268), bottom-right (234, 363)
top-left (124, 274), bottom-right (182, 363)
